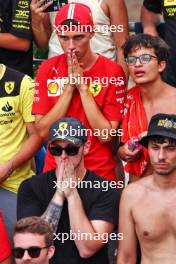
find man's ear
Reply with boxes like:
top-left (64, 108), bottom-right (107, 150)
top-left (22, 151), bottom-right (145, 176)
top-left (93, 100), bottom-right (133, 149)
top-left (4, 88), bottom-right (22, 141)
top-left (158, 60), bottom-right (166, 73)
top-left (83, 140), bottom-right (91, 155)
top-left (89, 31), bottom-right (95, 39)
top-left (48, 245), bottom-right (55, 259)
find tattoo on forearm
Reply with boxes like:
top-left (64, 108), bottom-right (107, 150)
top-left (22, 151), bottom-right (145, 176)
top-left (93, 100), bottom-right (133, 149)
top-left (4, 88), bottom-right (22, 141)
top-left (42, 202), bottom-right (63, 233)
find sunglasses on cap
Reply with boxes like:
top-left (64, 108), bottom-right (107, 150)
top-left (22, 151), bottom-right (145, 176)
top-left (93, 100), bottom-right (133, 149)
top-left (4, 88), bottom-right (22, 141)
top-left (12, 246), bottom-right (50, 259)
top-left (48, 144), bottom-right (81, 156)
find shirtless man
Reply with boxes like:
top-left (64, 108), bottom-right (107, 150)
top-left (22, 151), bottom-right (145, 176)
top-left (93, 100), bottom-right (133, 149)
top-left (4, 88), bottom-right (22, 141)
top-left (117, 113), bottom-right (176, 264)
top-left (118, 34), bottom-right (176, 181)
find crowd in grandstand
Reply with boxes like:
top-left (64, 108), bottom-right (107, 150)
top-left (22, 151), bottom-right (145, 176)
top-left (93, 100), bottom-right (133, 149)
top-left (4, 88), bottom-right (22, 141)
top-left (1, 0), bottom-right (176, 263)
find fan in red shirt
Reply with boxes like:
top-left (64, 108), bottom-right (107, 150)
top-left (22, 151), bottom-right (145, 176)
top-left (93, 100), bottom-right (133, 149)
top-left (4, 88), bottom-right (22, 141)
top-left (118, 34), bottom-right (176, 182)
top-left (0, 212), bottom-right (11, 264)
top-left (32, 3), bottom-right (126, 181)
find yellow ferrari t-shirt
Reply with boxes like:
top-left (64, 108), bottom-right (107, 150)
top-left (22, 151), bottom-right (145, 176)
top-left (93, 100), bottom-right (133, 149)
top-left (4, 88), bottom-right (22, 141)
top-left (0, 65), bottom-right (35, 193)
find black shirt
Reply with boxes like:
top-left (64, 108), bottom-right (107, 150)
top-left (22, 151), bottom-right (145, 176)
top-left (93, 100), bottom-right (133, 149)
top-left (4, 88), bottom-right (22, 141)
top-left (17, 170), bottom-right (121, 264)
top-left (0, 0), bottom-right (33, 76)
top-left (143, 0), bottom-right (176, 86)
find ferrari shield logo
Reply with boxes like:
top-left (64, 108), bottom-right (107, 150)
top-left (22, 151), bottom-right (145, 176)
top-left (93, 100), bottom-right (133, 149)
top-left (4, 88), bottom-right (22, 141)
top-left (89, 83), bottom-right (102, 97)
top-left (59, 122), bottom-right (68, 131)
top-left (4, 82), bottom-right (15, 94)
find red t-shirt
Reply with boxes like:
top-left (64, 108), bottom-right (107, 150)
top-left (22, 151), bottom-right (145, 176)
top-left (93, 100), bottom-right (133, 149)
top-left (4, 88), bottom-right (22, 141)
top-left (33, 54), bottom-right (125, 180)
top-left (0, 212), bottom-right (11, 261)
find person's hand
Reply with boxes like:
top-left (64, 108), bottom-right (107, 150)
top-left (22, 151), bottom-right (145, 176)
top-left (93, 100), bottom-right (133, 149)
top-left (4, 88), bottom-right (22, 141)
top-left (62, 159), bottom-right (78, 198)
top-left (30, 0), bottom-right (53, 25)
top-left (118, 142), bottom-right (141, 162)
top-left (55, 160), bottom-right (65, 199)
top-left (67, 49), bottom-right (86, 91)
top-left (0, 161), bottom-right (13, 183)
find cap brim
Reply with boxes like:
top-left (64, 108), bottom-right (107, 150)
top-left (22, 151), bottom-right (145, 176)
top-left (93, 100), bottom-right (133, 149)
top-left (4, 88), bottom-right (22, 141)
top-left (138, 135), bottom-right (152, 148)
top-left (49, 135), bottom-right (82, 145)
top-left (139, 132), bottom-right (176, 147)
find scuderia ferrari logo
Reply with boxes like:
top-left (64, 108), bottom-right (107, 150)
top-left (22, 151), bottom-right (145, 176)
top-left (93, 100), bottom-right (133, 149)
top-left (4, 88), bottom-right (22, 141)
top-left (4, 82), bottom-right (15, 94)
top-left (59, 122), bottom-right (68, 131)
top-left (89, 83), bottom-right (102, 97)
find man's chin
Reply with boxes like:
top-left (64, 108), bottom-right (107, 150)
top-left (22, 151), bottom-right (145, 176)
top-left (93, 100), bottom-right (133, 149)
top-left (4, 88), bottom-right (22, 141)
top-left (133, 78), bottom-right (148, 85)
top-left (155, 168), bottom-right (172, 176)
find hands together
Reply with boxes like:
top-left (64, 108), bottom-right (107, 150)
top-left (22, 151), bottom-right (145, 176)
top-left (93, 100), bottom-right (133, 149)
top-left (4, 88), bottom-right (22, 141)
top-left (55, 159), bottom-right (78, 199)
top-left (66, 49), bottom-right (87, 91)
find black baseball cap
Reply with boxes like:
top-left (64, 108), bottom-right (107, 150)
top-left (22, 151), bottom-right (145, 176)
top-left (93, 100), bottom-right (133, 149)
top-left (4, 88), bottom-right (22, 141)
top-left (139, 113), bottom-right (176, 147)
top-left (48, 117), bottom-right (87, 145)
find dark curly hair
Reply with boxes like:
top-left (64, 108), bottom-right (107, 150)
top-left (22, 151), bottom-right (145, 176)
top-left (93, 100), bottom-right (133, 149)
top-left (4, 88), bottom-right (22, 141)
top-left (123, 33), bottom-right (170, 63)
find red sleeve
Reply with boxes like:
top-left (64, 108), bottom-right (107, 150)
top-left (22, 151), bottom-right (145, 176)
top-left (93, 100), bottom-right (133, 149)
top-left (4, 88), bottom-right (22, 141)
top-left (0, 213), bottom-right (11, 261)
top-left (103, 66), bottom-right (126, 122)
top-left (32, 61), bottom-right (52, 115)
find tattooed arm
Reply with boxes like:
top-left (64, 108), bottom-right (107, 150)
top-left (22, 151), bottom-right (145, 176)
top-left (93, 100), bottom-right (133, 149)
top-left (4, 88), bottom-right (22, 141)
top-left (42, 193), bottom-right (64, 233)
top-left (42, 161), bottom-right (65, 232)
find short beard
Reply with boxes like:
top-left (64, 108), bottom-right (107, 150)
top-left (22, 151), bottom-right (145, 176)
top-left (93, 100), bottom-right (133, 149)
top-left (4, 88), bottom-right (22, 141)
top-left (155, 167), bottom-right (176, 176)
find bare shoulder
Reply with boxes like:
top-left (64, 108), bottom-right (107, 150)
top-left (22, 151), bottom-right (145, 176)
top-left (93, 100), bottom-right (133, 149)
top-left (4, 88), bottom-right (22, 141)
top-left (121, 176), bottom-right (153, 204)
top-left (167, 85), bottom-right (176, 96)
top-left (166, 85), bottom-right (176, 107)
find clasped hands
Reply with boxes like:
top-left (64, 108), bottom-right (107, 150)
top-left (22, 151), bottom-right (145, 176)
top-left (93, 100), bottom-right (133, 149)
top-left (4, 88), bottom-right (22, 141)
top-left (55, 159), bottom-right (78, 199)
top-left (66, 49), bottom-right (87, 92)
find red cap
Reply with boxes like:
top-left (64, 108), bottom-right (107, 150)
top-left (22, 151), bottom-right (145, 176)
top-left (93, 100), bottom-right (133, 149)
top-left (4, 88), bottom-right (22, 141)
top-left (55, 2), bottom-right (94, 32)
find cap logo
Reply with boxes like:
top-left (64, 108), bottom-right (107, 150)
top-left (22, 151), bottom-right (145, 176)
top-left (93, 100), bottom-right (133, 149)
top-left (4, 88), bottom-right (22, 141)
top-left (157, 118), bottom-right (176, 129)
top-left (59, 122), bottom-right (68, 131)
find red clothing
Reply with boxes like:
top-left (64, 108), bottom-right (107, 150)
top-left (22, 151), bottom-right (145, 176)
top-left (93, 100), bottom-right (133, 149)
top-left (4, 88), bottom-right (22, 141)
top-left (0, 212), bottom-right (11, 261)
top-left (122, 86), bottom-right (149, 177)
top-left (33, 54), bottom-right (125, 180)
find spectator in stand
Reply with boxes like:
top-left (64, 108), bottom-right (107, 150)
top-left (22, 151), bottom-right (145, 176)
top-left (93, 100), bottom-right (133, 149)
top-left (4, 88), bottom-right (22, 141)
top-left (0, 64), bottom-right (42, 242)
top-left (0, 212), bottom-right (11, 264)
top-left (117, 113), bottom-right (176, 264)
top-left (0, 0), bottom-right (33, 76)
top-left (32, 2), bottom-right (126, 182)
top-left (118, 34), bottom-right (176, 182)
top-left (12, 217), bottom-right (55, 264)
top-left (30, 0), bottom-right (129, 78)
top-left (141, 0), bottom-right (176, 87)
top-left (17, 117), bottom-right (120, 264)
